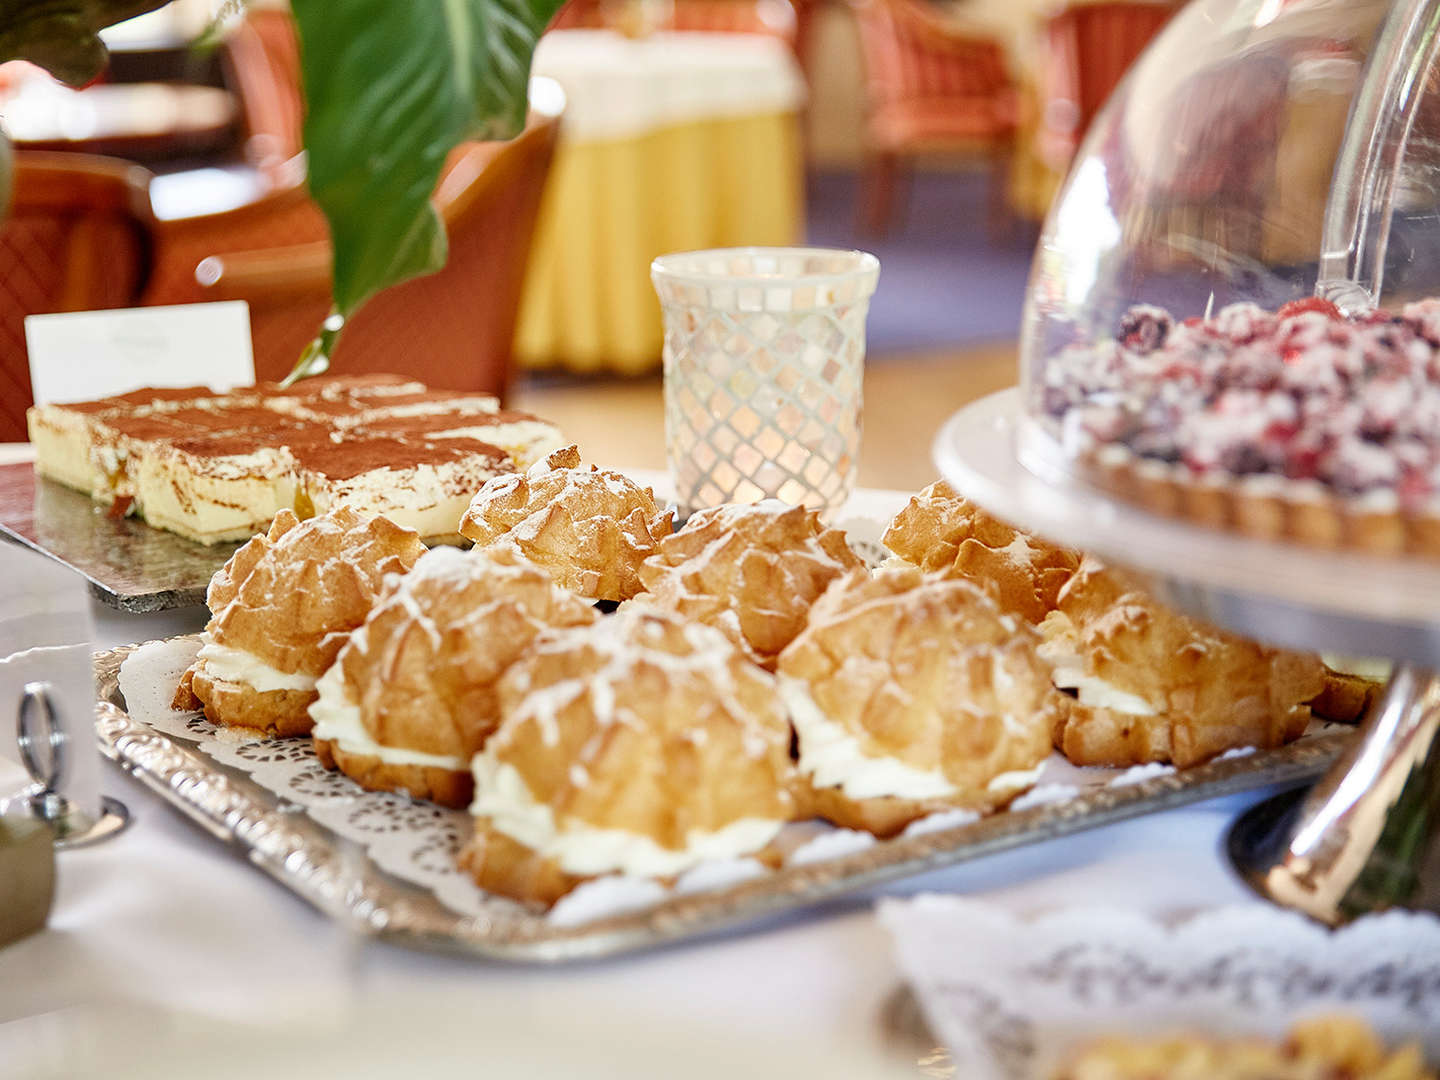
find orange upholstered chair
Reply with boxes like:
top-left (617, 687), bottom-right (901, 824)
top-left (671, 0), bottom-right (796, 42)
top-left (219, 6), bottom-right (306, 181)
top-left (1036, 1), bottom-right (1177, 174)
top-left (549, 0), bottom-right (798, 45)
top-left (850, 0), bottom-right (1018, 235)
top-left (172, 99), bottom-right (565, 401)
top-left (0, 152), bottom-right (154, 442)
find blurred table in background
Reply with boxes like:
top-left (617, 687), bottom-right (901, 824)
top-left (938, 0), bottom-right (1179, 219)
top-left (515, 30), bottom-right (806, 375)
top-left (0, 79), bottom-right (237, 163)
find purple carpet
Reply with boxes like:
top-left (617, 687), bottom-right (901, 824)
top-left (804, 169), bottom-right (1039, 357)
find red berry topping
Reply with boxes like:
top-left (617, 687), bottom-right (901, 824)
top-left (1276, 297), bottom-right (1342, 321)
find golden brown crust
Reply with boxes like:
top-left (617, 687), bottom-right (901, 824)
top-left (313, 737), bottom-right (473, 809)
top-left (795, 775), bottom-right (1019, 838)
top-left (882, 480), bottom-right (1080, 624)
top-left (458, 824), bottom-right (585, 908)
top-left (1052, 1014), bottom-right (1435, 1080)
top-left (489, 609), bottom-right (796, 842)
top-left (313, 546), bottom-right (600, 801)
top-left (458, 609), bottom-right (797, 904)
top-left (1080, 448), bottom-right (1440, 559)
top-left (203, 505), bottom-right (426, 678)
top-left (177, 505), bottom-right (427, 737)
top-left (457, 446), bottom-right (673, 602)
top-left (635, 501), bottom-right (863, 669)
top-left (780, 566), bottom-right (1058, 835)
top-left (1049, 697), bottom-right (1179, 768)
top-left (189, 667), bottom-right (316, 737)
top-left (1308, 667), bottom-right (1382, 724)
top-left (171, 666), bottom-right (202, 711)
top-left (1043, 559), bottom-right (1325, 768)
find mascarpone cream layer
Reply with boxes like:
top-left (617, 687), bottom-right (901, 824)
top-left (27, 407), bottom-right (98, 493)
top-left (307, 461), bottom-right (504, 539)
top-left (308, 662), bottom-right (467, 770)
top-left (427, 420), bottom-right (563, 468)
top-left (196, 638), bottom-right (317, 693)
top-left (136, 447), bottom-right (295, 544)
top-left (781, 676), bottom-right (959, 800)
top-left (469, 751), bottom-right (784, 877)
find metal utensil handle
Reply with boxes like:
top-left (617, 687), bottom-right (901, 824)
top-left (16, 681), bottom-right (65, 792)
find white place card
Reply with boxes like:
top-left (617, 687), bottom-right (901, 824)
top-left (25, 301), bottom-right (255, 405)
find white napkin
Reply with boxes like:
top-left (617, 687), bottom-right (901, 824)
top-left (879, 895), bottom-right (1440, 1080)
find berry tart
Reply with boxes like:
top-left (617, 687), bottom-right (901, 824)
top-left (1037, 296), bottom-right (1440, 556)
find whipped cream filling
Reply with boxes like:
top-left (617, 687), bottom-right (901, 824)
top-left (987, 766), bottom-right (1044, 797)
top-left (1320, 654), bottom-right (1393, 681)
top-left (1048, 664), bottom-right (1157, 716)
top-left (308, 662), bottom-right (467, 770)
top-left (1039, 632), bottom-right (1158, 716)
top-left (781, 675), bottom-right (959, 800)
top-left (469, 752), bottom-right (784, 877)
top-left (195, 637), bottom-right (317, 693)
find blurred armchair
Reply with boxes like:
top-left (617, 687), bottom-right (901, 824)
top-left (548, 0), bottom-right (799, 46)
top-left (0, 152), bottom-right (154, 442)
top-left (1035, 1), bottom-right (1177, 175)
top-left (849, 0), bottom-right (1018, 236)
top-left (218, 5), bottom-right (306, 181)
top-left (139, 1), bottom-right (565, 401)
top-left (155, 98), bottom-right (564, 400)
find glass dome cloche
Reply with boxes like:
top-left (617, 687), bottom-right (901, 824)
top-left (1021, 0), bottom-right (1440, 559)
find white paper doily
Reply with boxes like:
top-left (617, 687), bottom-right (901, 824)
top-left (881, 896), bottom-right (1440, 1079)
top-left (113, 486), bottom-right (1353, 926)
top-left (118, 637), bottom-right (1350, 925)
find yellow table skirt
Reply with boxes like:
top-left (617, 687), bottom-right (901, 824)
top-left (514, 110), bottom-right (805, 375)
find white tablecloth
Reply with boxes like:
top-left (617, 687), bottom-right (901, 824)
top-left (1, 464), bottom-right (1280, 1076)
top-left (531, 30), bottom-right (807, 142)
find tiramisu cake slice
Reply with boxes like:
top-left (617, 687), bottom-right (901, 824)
top-left (28, 386), bottom-right (224, 493)
top-left (290, 434), bottom-right (515, 541)
top-left (268, 388), bottom-right (500, 427)
top-left (353, 409), bottom-right (564, 468)
top-left (135, 425), bottom-right (329, 545)
top-left (90, 403), bottom-right (314, 518)
top-left (26, 376), bottom-right (563, 545)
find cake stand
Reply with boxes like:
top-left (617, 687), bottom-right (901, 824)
top-left (934, 388), bottom-right (1440, 926)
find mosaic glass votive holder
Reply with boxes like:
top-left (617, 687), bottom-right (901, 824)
top-left (651, 247), bottom-right (880, 516)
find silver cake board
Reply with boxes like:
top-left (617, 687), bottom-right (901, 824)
top-left (0, 463), bottom-right (238, 612)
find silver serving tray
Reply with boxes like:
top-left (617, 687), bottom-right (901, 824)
top-left (94, 641), bottom-right (1354, 963)
top-left (0, 463), bottom-right (238, 612)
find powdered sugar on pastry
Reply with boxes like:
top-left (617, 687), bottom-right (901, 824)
top-left (459, 608), bottom-right (796, 904)
top-left (881, 480), bottom-right (1079, 624)
top-left (635, 499), bottom-right (863, 669)
top-left (779, 565), bottom-right (1059, 836)
top-left (458, 446), bottom-right (673, 602)
top-left (180, 507), bottom-right (427, 737)
top-left (308, 545), bottom-right (599, 805)
top-left (1043, 557), bottom-right (1325, 767)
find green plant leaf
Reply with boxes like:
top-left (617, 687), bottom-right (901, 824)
top-left (0, 0), bottom-right (172, 85)
top-left (290, 0), bottom-right (563, 319)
